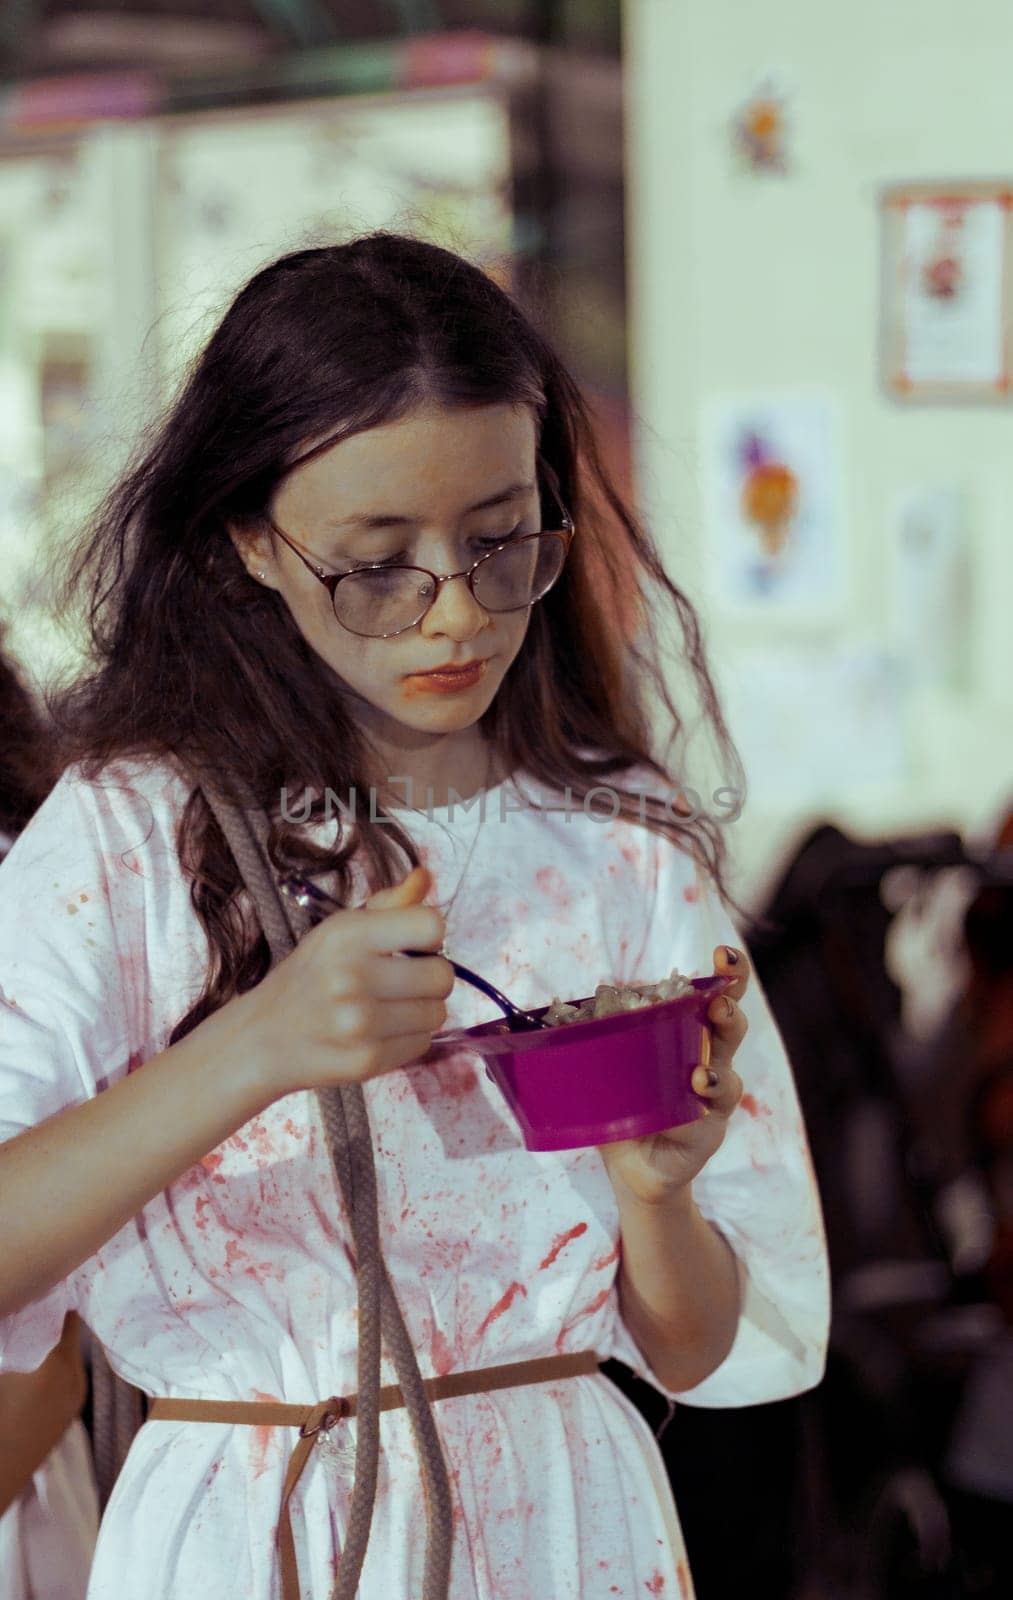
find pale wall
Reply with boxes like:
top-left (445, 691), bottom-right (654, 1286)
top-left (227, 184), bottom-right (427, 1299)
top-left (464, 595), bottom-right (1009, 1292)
top-left (623, 0), bottom-right (1013, 905)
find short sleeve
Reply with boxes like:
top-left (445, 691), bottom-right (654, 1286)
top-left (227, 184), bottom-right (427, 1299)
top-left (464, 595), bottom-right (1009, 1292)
top-left (606, 831), bottom-right (831, 1407)
top-left (0, 765), bottom-right (184, 1374)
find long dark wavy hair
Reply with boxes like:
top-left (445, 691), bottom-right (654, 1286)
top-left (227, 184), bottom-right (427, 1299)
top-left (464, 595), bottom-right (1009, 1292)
top-left (0, 626), bottom-right (55, 839)
top-left (52, 232), bottom-right (747, 1042)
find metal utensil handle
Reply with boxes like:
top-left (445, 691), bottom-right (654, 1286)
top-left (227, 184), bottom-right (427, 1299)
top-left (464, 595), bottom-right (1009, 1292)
top-left (280, 874), bottom-right (536, 1029)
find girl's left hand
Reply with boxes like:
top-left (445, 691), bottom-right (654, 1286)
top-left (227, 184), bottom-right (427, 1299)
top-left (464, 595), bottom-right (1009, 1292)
top-left (597, 945), bottom-right (749, 1207)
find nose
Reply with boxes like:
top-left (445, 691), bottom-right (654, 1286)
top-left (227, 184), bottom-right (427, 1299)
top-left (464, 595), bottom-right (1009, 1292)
top-left (419, 567), bottom-right (488, 640)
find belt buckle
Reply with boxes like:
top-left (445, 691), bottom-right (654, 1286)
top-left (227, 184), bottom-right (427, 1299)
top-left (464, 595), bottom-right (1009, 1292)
top-left (299, 1396), bottom-right (348, 1441)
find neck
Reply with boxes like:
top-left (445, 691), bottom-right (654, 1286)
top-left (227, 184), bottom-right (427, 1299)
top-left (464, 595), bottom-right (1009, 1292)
top-left (365, 729), bottom-right (497, 811)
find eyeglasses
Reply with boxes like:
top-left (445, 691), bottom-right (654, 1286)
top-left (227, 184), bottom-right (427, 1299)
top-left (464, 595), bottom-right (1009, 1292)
top-left (263, 465), bottom-right (575, 639)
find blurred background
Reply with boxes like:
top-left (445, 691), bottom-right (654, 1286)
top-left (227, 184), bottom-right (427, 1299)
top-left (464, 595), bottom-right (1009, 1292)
top-left (0, 2), bottom-right (1011, 1598)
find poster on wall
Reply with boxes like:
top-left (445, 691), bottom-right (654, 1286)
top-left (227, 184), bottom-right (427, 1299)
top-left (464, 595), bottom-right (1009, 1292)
top-left (888, 486), bottom-right (972, 693)
top-left (881, 181), bottom-right (1013, 401)
top-left (700, 393), bottom-right (846, 622)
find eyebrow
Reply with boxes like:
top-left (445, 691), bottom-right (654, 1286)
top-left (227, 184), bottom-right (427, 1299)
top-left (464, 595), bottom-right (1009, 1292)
top-left (322, 481), bottom-right (537, 533)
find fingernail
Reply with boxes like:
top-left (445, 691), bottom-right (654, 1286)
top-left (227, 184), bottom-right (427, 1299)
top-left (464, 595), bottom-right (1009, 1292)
top-left (724, 946), bottom-right (739, 965)
top-left (706, 1068), bottom-right (719, 1088)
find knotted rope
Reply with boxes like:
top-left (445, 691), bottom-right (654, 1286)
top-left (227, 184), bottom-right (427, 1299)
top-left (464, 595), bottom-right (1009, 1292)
top-left (88, 1334), bottom-right (145, 1510)
top-left (197, 776), bottom-right (454, 1600)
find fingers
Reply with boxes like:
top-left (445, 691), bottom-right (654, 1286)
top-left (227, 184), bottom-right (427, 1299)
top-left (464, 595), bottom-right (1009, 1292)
top-left (364, 864), bottom-right (432, 909)
top-left (689, 985), bottom-right (748, 1116)
top-left (712, 943), bottom-right (751, 1001)
top-left (690, 1050), bottom-right (743, 1117)
top-left (350, 900), bottom-right (447, 956)
top-left (351, 995), bottom-right (448, 1042)
top-left (368, 1032), bottom-right (444, 1079)
top-left (705, 988), bottom-right (749, 1073)
top-left (325, 995), bottom-right (448, 1062)
top-left (365, 951), bottom-right (455, 1001)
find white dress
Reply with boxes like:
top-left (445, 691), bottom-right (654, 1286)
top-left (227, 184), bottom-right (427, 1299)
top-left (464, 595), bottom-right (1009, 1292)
top-left (0, 1421), bottom-right (98, 1600)
top-left (0, 838), bottom-right (99, 1600)
top-left (0, 759), bottom-right (829, 1600)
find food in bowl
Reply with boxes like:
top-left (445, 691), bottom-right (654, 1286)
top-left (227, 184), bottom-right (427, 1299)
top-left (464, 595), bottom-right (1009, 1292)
top-left (542, 967), bottom-right (695, 1027)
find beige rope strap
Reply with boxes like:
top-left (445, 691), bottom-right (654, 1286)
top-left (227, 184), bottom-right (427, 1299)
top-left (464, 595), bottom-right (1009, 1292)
top-left (192, 771), bottom-right (457, 1599)
top-left (149, 1351), bottom-right (599, 1600)
top-left (88, 1335), bottom-right (146, 1510)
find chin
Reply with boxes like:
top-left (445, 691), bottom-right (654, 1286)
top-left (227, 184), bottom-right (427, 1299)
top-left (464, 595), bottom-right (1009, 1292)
top-left (398, 702), bottom-right (486, 730)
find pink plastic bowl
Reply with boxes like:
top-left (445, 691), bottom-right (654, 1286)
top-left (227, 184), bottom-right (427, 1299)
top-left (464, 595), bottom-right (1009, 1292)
top-left (431, 974), bottom-right (735, 1151)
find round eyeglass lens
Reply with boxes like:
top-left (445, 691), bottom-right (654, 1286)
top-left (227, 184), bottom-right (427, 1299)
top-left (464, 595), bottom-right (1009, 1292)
top-left (332, 532), bottom-right (567, 637)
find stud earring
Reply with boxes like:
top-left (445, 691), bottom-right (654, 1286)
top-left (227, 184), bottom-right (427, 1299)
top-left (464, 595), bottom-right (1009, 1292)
top-left (255, 568), bottom-right (267, 580)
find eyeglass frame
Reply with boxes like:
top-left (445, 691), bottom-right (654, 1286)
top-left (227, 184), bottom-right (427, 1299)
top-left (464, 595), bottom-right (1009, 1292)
top-left (259, 461), bottom-right (576, 639)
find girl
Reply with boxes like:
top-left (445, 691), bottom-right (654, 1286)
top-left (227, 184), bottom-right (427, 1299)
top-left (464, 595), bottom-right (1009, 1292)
top-left (0, 232), bottom-right (829, 1600)
top-left (0, 628), bottom-right (99, 1600)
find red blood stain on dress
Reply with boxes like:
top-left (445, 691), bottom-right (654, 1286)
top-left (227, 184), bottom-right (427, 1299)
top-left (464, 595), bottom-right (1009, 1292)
top-left (247, 1393), bottom-right (283, 1482)
top-left (592, 1244), bottom-right (620, 1271)
top-left (430, 1326), bottom-right (456, 1376)
top-left (538, 1222), bottom-right (588, 1270)
top-left (476, 1281), bottom-right (527, 1337)
top-left (412, 1057), bottom-right (478, 1108)
top-left (677, 1562), bottom-right (691, 1598)
top-left (555, 1286), bottom-right (609, 1352)
top-left (739, 1094), bottom-right (771, 1119)
top-left (682, 884), bottom-right (699, 904)
top-left (249, 1258), bottom-right (284, 1286)
top-left (246, 1119), bottom-right (277, 1163)
top-left (645, 1573), bottom-right (666, 1594)
top-left (115, 950), bottom-right (150, 1016)
top-left (308, 1190), bottom-right (347, 1248)
top-left (534, 866), bottom-right (571, 910)
top-left (249, 1425), bottom-right (274, 1480)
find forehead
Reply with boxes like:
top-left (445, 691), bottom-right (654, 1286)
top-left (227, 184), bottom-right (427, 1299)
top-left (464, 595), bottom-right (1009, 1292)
top-left (276, 403), bottom-right (538, 520)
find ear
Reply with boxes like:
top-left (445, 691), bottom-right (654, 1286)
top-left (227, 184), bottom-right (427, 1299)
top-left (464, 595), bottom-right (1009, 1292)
top-left (227, 519), bottom-right (280, 591)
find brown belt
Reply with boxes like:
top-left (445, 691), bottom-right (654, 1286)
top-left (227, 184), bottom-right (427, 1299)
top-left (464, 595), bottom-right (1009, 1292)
top-left (148, 1349), bottom-right (599, 1600)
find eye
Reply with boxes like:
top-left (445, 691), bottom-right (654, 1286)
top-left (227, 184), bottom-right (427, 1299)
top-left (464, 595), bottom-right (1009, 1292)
top-left (341, 552), bottom-right (410, 573)
top-left (340, 526), bottom-right (527, 573)
top-left (473, 523), bottom-right (525, 552)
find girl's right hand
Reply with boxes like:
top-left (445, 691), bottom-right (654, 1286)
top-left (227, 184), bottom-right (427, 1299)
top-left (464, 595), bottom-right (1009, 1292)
top-left (222, 865), bottom-right (454, 1101)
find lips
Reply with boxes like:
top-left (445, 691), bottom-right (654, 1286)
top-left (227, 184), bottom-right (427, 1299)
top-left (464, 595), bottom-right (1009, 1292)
top-left (404, 658), bottom-right (489, 693)
top-left (412, 660), bottom-right (485, 676)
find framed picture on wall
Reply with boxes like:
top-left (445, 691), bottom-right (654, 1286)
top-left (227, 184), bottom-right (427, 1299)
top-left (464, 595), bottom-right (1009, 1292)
top-left (881, 180), bottom-right (1013, 401)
